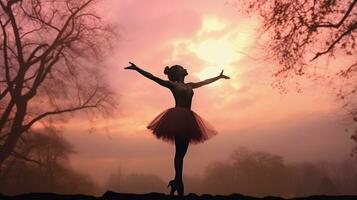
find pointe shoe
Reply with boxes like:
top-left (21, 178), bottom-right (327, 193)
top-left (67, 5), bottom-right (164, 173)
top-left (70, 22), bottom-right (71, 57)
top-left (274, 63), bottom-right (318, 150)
top-left (177, 180), bottom-right (184, 197)
top-left (167, 179), bottom-right (177, 195)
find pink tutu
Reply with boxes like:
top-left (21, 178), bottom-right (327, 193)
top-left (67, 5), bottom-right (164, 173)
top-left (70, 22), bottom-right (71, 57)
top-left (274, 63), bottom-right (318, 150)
top-left (147, 107), bottom-right (218, 144)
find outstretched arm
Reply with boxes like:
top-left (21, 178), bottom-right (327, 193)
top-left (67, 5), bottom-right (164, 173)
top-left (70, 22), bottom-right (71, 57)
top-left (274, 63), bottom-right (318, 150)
top-left (124, 62), bottom-right (175, 89)
top-left (188, 70), bottom-right (230, 89)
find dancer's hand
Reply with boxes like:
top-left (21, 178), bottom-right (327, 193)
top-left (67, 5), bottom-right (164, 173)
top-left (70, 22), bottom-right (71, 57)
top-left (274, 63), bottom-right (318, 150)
top-left (125, 62), bottom-right (139, 70)
top-left (218, 70), bottom-right (230, 79)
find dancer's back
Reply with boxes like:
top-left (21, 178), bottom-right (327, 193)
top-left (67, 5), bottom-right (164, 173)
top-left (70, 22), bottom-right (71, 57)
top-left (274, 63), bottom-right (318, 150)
top-left (170, 82), bottom-right (194, 110)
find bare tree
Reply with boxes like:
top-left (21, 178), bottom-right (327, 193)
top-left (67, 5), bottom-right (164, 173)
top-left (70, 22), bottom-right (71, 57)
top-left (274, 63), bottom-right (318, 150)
top-left (0, 0), bottom-right (117, 169)
top-left (235, 0), bottom-right (357, 152)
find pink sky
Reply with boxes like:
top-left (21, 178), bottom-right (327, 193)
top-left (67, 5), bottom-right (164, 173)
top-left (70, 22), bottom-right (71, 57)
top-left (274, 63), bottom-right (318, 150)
top-left (59, 0), bottom-right (354, 186)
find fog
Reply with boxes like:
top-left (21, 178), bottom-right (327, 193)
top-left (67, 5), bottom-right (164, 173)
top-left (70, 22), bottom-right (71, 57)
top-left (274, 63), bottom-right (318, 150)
top-left (1, 132), bottom-right (356, 197)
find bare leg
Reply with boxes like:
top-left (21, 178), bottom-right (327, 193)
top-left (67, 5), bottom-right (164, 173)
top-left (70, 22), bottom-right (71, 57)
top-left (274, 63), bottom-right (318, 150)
top-left (174, 136), bottom-right (189, 196)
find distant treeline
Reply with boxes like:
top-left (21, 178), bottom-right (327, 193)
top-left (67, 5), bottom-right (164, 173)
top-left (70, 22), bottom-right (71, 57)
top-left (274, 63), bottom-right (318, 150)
top-left (1, 132), bottom-right (356, 197)
top-left (0, 131), bottom-right (100, 195)
top-left (106, 147), bottom-right (357, 197)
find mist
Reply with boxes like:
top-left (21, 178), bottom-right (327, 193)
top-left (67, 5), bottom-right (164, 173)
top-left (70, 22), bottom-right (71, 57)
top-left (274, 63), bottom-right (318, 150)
top-left (104, 147), bottom-right (357, 198)
top-left (1, 133), bottom-right (356, 198)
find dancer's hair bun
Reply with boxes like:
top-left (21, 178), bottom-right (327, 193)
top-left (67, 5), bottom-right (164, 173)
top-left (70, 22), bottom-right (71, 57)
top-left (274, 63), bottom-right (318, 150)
top-left (164, 66), bottom-right (170, 75)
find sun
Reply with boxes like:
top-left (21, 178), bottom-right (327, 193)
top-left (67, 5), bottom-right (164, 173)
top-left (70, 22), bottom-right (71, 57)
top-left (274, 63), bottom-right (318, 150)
top-left (188, 39), bottom-right (238, 67)
top-left (192, 17), bottom-right (254, 80)
top-left (169, 16), bottom-right (256, 84)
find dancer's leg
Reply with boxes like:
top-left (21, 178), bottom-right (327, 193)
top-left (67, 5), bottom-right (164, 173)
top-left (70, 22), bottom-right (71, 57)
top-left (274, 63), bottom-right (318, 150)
top-left (174, 137), bottom-right (189, 196)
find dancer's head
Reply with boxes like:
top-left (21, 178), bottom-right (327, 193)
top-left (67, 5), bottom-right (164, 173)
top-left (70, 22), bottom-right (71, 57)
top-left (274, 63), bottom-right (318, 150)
top-left (164, 65), bottom-right (188, 82)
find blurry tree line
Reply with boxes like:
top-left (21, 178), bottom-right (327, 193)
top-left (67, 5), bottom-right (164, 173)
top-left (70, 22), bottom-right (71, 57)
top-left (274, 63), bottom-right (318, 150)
top-left (105, 147), bottom-right (357, 197)
top-left (1, 132), bottom-right (356, 197)
top-left (184, 147), bottom-right (357, 197)
top-left (0, 130), bottom-right (100, 195)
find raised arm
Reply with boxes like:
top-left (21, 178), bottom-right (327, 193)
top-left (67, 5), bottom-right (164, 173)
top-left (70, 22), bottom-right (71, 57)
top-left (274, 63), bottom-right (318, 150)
top-left (188, 70), bottom-right (230, 89)
top-left (124, 62), bottom-right (175, 89)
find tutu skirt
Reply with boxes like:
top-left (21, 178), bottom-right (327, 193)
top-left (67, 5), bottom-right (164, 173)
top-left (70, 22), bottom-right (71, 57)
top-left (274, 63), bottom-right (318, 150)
top-left (147, 107), bottom-right (218, 144)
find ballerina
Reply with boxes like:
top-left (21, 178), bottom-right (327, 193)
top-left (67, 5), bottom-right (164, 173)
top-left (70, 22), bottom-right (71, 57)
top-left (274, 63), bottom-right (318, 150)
top-left (124, 62), bottom-right (230, 197)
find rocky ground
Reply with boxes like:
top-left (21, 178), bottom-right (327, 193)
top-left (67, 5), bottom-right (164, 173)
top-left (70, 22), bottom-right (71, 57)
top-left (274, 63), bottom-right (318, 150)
top-left (1, 191), bottom-right (357, 200)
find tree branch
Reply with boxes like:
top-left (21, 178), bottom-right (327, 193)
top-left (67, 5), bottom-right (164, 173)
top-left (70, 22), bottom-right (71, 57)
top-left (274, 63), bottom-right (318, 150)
top-left (11, 150), bottom-right (45, 166)
top-left (23, 82), bottom-right (102, 130)
top-left (24, 0), bottom-right (95, 68)
top-left (0, 17), bottom-right (13, 91)
top-left (314, 0), bottom-right (357, 29)
top-left (24, 46), bottom-right (65, 100)
top-left (26, 44), bottom-right (49, 65)
top-left (24, 104), bottom-right (98, 131)
top-left (311, 22), bottom-right (357, 61)
top-left (1, 0), bottom-right (25, 67)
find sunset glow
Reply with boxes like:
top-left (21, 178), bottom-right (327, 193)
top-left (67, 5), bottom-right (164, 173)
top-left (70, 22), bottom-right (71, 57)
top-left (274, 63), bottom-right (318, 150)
top-left (169, 16), bottom-right (255, 87)
top-left (65, 0), bottom-right (352, 187)
top-left (2, 0), bottom-right (357, 197)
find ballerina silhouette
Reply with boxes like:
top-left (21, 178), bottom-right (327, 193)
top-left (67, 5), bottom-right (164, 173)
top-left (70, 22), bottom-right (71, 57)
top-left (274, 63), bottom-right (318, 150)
top-left (124, 62), bottom-right (230, 197)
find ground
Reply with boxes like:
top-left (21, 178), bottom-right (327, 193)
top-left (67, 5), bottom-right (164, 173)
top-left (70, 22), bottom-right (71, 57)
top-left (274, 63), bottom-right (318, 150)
top-left (1, 191), bottom-right (357, 200)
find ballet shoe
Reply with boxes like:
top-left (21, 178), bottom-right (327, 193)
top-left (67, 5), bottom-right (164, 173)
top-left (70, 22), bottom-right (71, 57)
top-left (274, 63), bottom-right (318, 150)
top-left (167, 179), bottom-right (177, 195)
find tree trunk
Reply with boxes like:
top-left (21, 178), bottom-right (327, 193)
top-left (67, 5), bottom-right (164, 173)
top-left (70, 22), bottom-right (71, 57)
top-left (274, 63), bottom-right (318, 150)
top-left (0, 102), bottom-right (27, 167)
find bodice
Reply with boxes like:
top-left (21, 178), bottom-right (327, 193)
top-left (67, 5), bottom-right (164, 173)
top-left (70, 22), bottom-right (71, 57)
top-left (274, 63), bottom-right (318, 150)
top-left (170, 82), bottom-right (194, 110)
